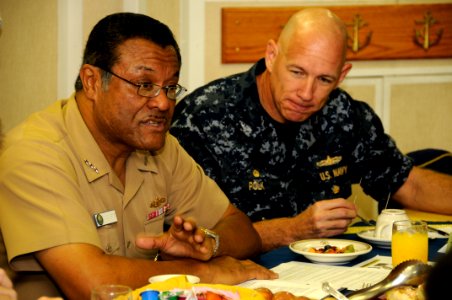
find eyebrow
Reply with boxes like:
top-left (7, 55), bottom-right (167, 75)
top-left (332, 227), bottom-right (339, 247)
top-left (134, 65), bottom-right (180, 79)
top-left (288, 64), bottom-right (337, 81)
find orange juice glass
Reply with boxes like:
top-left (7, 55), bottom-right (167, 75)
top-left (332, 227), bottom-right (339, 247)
top-left (392, 220), bottom-right (428, 267)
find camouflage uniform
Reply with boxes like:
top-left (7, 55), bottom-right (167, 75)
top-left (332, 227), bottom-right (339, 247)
top-left (171, 59), bottom-right (413, 221)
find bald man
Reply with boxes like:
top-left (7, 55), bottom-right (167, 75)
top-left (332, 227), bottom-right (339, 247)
top-left (171, 8), bottom-right (452, 252)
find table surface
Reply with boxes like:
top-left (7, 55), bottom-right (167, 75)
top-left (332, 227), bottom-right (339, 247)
top-left (255, 229), bottom-right (449, 269)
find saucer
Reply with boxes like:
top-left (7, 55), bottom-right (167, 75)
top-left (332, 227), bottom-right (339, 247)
top-left (357, 229), bottom-right (391, 249)
top-left (148, 274), bottom-right (200, 284)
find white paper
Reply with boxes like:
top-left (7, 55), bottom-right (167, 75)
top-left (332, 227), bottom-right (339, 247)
top-left (239, 261), bottom-right (390, 299)
top-left (353, 255), bottom-right (394, 270)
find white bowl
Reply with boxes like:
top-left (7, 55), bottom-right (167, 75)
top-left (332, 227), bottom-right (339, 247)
top-left (148, 274), bottom-right (200, 284)
top-left (289, 239), bottom-right (372, 265)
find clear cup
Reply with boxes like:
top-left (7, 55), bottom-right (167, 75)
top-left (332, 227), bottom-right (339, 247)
top-left (392, 220), bottom-right (428, 267)
top-left (375, 209), bottom-right (409, 239)
top-left (91, 284), bottom-right (132, 300)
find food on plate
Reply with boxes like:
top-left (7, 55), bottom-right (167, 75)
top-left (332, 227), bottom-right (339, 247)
top-left (384, 285), bottom-right (425, 300)
top-left (307, 244), bottom-right (355, 254)
top-left (255, 288), bottom-right (311, 300)
top-left (138, 275), bottom-right (315, 300)
top-left (254, 287), bottom-right (273, 300)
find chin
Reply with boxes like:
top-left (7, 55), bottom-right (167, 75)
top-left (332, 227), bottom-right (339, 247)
top-left (284, 113), bottom-right (311, 123)
top-left (135, 136), bottom-right (166, 152)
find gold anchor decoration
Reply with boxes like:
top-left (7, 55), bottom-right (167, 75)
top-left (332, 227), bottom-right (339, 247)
top-left (346, 14), bottom-right (372, 53)
top-left (413, 11), bottom-right (443, 51)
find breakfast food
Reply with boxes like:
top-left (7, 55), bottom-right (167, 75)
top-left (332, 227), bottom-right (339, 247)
top-left (307, 244), bottom-right (355, 254)
top-left (384, 285), bottom-right (425, 300)
top-left (255, 288), bottom-right (311, 300)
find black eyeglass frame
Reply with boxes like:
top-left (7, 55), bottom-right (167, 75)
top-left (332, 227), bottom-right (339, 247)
top-left (97, 66), bottom-right (187, 100)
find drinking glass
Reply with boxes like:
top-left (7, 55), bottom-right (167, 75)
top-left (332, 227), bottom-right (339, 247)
top-left (91, 284), bottom-right (133, 300)
top-left (392, 220), bottom-right (428, 267)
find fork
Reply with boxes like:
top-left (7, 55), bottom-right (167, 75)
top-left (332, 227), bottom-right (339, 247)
top-left (361, 282), bottom-right (372, 289)
top-left (322, 282), bottom-right (349, 300)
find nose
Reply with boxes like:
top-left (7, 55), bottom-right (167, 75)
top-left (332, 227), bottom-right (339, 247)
top-left (297, 77), bottom-right (315, 101)
top-left (146, 91), bottom-right (172, 111)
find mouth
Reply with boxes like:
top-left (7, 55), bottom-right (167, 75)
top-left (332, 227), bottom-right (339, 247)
top-left (286, 99), bottom-right (314, 113)
top-left (141, 115), bottom-right (168, 131)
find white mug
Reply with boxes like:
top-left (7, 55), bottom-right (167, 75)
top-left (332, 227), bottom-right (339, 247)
top-left (374, 209), bottom-right (409, 239)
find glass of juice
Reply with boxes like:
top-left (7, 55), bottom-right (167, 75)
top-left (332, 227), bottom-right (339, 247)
top-left (392, 220), bottom-right (428, 267)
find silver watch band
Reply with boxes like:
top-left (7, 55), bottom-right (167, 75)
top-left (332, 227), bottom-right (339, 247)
top-left (201, 228), bottom-right (220, 257)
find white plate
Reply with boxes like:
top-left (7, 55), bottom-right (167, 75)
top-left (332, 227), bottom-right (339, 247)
top-left (289, 239), bottom-right (372, 265)
top-left (357, 229), bottom-right (391, 249)
top-left (148, 274), bottom-right (200, 284)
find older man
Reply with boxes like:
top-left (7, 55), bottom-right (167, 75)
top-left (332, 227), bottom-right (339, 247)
top-left (0, 13), bottom-right (275, 299)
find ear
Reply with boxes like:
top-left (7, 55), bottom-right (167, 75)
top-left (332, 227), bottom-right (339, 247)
top-left (79, 64), bottom-right (102, 99)
top-left (264, 39), bottom-right (279, 73)
top-left (337, 62), bottom-right (352, 84)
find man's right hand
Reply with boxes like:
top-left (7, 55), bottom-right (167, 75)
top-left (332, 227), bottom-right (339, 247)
top-left (199, 256), bottom-right (278, 285)
top-left (254, 198), bottom-right (357, 252)
top-left (292, 198), bottom-right (357, 239)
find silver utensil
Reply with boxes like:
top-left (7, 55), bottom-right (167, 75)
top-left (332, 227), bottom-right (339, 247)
top-left (347, 260), bottom-right (432, 300)
top-left (427, 225), bottom-right (450, 237)
top-left (322, 282), bottom-right (349, 300)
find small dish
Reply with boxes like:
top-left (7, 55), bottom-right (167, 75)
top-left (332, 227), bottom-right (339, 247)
top-left (289, 239), bottom-right (372, 265)
top-left (357, 229), bottom-right (391, 249)
top-left (148, 274), bottom-right (200, 284)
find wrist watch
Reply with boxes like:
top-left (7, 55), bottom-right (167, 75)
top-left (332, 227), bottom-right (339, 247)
top-left (201, 228), bottom-right (220, 257)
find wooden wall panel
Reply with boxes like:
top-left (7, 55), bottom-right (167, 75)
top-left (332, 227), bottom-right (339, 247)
top-left (222, 4), bottom-right (452, 63)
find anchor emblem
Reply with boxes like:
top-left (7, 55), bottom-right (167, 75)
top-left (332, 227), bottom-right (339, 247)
top-left (413, 11), bottom-right (443, 51)
top-left (346, 14), bottom-right (372, 53)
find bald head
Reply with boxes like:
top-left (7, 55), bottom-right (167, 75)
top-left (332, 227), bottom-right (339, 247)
top-left (278, 8), bottom-right (348, 63)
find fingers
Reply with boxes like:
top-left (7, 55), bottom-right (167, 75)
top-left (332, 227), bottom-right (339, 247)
top-left (241, 259), bottom-right (279, 280)
top-left (0, 287), bottom-right (16, 300)
top-left (0, 269), bottom-right (12, 289)
top-left (299, 200), bottom-right (355, 238)
top-left (207, 257), bottom-right (278, 285)
top-left (135, 232), bottom-right (161, 250)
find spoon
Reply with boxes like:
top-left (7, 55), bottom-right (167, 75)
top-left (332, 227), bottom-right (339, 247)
top-left (347, 260), bottom-right (432, 300)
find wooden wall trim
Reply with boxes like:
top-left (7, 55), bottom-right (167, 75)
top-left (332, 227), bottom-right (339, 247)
top-left (221, 4), bottom-right (452, 63)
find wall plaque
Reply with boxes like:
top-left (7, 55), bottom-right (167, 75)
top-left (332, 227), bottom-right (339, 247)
top-left (222, 4), bottom-right (452, 63)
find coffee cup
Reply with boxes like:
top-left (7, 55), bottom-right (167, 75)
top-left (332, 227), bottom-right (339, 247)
top-left (375, 209), bottom-right (409, 239)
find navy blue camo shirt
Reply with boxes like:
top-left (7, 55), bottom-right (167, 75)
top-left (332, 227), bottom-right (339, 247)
top-left (171, 59), bottom-right (413, 221)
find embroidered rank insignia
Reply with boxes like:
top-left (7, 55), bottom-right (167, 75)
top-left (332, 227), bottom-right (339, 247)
top-left (316, 155), bottom-right (342, 167)
top-left (149, 196), bottom-right (166, 208)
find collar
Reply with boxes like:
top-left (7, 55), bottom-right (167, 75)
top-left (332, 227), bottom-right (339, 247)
top-left (63, 94), bottom-right (155, 183)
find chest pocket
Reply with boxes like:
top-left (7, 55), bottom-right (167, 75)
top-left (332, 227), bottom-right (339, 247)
top-left (96, 223), bottom-right (121, 255)
top-left (314, 154), bottom-right (352, 200)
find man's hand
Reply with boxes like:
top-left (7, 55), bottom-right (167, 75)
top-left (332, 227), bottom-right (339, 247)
top-left (0, 268), bottom-right (16, 300)
top-left (293, 198), bottom-right (357, 239)
top-left (198, 256), bottom-right (279, 285)
top-left (135, 215), bottom-right (215, 261)
top-left (255, 198), bottom-right (357, 252)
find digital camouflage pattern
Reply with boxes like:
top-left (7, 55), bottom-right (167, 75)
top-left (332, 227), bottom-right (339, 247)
top-left (171, 59), bottom-right (413, 221)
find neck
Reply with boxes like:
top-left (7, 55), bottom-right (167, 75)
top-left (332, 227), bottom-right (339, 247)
top-left (256, 71), bottom-right (285, 123)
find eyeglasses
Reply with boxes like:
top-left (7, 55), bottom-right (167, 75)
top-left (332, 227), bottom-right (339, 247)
top-left (98, 67), bottom-right (187, 100)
